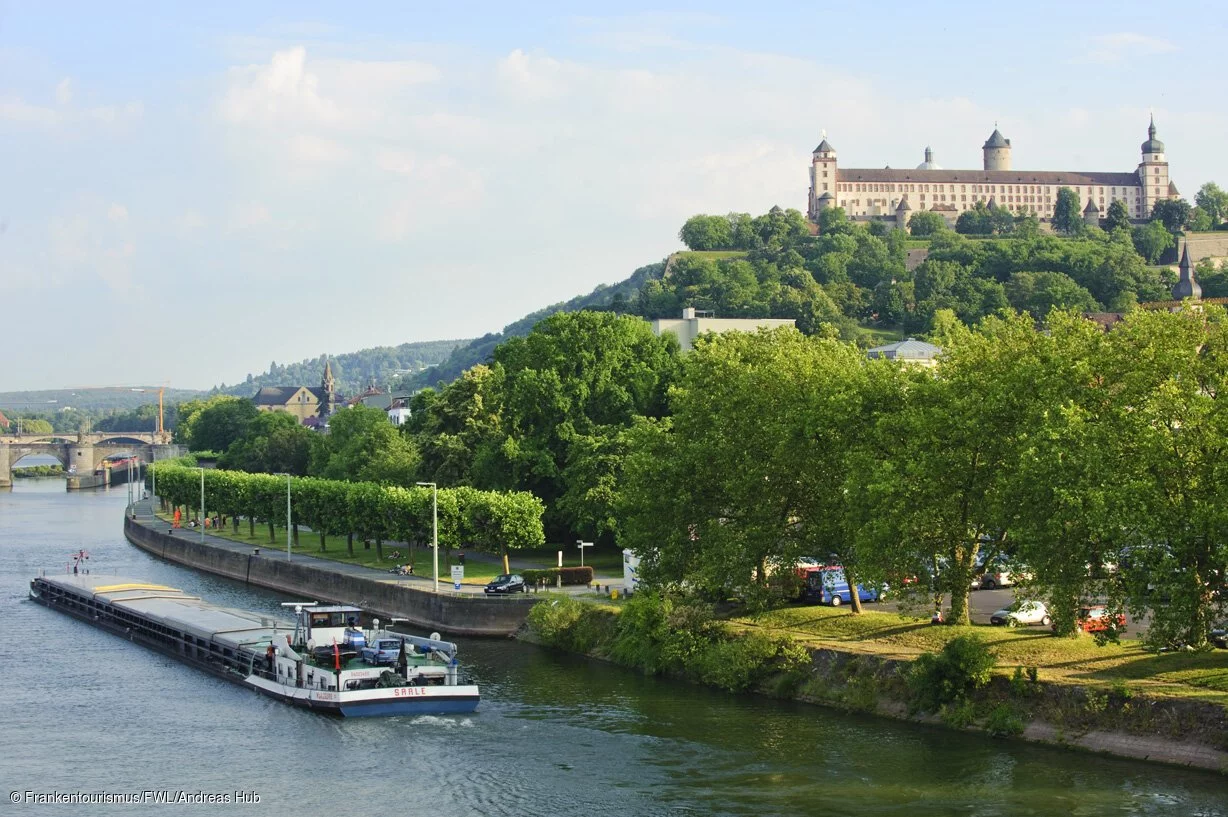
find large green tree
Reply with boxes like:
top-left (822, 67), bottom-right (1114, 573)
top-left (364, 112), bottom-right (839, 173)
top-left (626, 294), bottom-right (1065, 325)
top-left (908, 211), bottom-right (946, 237)
top-left (1052, 187), bottom-right (1083, 235)
top-left (621, 327), bottom-right (901, 610)
top-left (1103, 199), bottom-right (1132, 233)
top-left (494, 310), bottom-right (678, 539)
top-left (1194, 182), bottom-right (1228, 227)
top-left (177, 396), bottom-right (258, 452)
top-left (220, 410), bottom-right (318, 475)
top-left (312, 404), bottom-right (419, 487)
top-left (1151, 198), bottom-right (1192, 233)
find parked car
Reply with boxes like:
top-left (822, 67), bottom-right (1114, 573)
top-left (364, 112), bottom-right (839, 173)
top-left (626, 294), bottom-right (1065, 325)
top-left (360, 638), bottom-right (403, 665)
top-left (801, 566), bottom-right (882, 607)
top-left (1065, 604), bottom-right (1127, 634)
top-left (990, 600), bottom-right (1051, 627)
top-left (484, 574), bottom-right (526, 594)
top-left (1211, 623), bottom-right (1228, 649)
top-left (978, 554), bottom-right (1031, 590)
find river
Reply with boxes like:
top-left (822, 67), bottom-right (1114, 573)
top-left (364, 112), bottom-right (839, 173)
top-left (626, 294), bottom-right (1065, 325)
top-left (1, 479), bottom-right (1224, 816)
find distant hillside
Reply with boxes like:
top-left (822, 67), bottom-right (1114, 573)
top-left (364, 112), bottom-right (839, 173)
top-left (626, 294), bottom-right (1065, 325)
top-left (407, 262), bottom-right (666, 389)
top-left (217, 339), bottom-right (469, 398)
top-left (0, 387), bottom-right (205, 414)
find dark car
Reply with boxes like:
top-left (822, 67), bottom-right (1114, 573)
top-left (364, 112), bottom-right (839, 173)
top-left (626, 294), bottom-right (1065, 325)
top-left (1211, 624), bottom-right (1227, 649)
top-left (484, 574), bottom-right (526, 594)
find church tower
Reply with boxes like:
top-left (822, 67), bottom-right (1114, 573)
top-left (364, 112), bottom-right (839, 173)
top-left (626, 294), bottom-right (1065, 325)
top-left (982, 127), bottom-right (1011, 171)
top-left (1138, 115), bottom-right (1170, 220)
top-left (321, 358), bottom-right (336, 416)
top-left (1172, 244), bottom-right (1201, 301)
top-left (810, 135), bottom-right (838, 220)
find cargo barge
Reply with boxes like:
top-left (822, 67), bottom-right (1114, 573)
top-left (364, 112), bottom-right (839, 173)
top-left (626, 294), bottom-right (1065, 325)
top-left (29, 574), bottom-right (480, 717)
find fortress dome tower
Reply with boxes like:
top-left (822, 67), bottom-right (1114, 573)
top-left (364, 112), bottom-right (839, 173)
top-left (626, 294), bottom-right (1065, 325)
top-left (982, 127), bottom-right (1011, 171)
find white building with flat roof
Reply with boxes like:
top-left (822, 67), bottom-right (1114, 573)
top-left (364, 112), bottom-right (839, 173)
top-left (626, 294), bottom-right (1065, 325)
top-left (650, 308), bottom-right (796, 353)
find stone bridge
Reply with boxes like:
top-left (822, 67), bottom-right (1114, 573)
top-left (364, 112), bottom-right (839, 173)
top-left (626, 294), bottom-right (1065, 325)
top-left (0, 431), bottom-right (185, 488)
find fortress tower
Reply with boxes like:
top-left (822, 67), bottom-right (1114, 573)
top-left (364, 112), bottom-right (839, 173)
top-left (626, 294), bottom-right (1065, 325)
top-left (809, 136), bottom-right (837, 219)
top-left (982, 127), bottom-right (1011, 171)
top-left (1138, 115), bottom-right (1171, 220)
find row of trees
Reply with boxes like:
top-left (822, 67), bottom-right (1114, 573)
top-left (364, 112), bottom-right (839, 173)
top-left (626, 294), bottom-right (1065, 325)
top-left (150, 463), bottom-right (544, 571)
top-left (619, 311), bottom-right (1228, 648)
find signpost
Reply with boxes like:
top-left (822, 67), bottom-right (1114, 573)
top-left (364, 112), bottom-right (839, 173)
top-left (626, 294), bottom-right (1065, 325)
top-left (450, 564), bottom-right (464, 591)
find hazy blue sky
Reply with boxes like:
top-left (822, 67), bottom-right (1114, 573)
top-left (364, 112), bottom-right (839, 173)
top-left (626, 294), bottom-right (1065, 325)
top-left (2, 1), bottom-right (1225, 390)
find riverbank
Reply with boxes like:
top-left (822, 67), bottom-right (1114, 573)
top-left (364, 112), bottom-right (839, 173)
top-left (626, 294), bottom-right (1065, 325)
top-left (123, 499), bottom-right (534, 636)
top-left (523, 594), bottom-right (1228, 775)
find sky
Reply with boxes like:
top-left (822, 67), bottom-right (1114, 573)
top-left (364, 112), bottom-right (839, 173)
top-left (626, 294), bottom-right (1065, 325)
top-left (2, 1), bottom-right (1226, 391)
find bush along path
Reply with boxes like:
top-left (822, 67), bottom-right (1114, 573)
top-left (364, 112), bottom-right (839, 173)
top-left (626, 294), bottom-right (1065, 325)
top-left (525, 593), bottom-right (1228, 774)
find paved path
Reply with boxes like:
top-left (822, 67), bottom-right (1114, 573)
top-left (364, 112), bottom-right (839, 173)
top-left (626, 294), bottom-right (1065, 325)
top-left (131, 497), bottom-right (623, 599)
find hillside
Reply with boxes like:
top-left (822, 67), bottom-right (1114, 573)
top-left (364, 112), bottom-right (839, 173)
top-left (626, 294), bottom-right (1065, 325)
top-left (216, 339), bottom-right (469, 398)
top-left (408, 261), bottom-right (666, 389)
top-left (0, 387), bottom-right (205, 414)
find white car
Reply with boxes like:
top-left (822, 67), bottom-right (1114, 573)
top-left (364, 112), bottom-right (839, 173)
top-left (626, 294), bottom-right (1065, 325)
top-left (990, 600), bottom-right (1051, 627)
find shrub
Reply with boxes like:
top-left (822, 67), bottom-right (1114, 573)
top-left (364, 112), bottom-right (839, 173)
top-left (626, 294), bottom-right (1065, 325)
top-left (985, 703), bottom-right (1025, 737)
top-left (909, 634), bottom-right (996, 712)
top-left (521, 566), bottom-right (595, 586)
top-left (525, 595), bottom-right (615, 654)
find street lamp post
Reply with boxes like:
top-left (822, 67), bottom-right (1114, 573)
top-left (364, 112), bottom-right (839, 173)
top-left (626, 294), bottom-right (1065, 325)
top-left (576, 540), bottom-right (593, 567)
top-left (284, 473), bottom-right (292, 561)
top-left (416, 482), bottom-right (439, 593)
top-left (197, 467), bottom-right (205, 544)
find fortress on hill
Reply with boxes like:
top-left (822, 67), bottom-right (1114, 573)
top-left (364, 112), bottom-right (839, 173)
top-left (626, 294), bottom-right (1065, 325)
top-left (808, 118), bottom-right (1178, 229)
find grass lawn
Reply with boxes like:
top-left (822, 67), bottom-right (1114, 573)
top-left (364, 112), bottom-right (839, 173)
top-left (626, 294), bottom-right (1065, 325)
top-left (153, 512), bottom-right (622, 584)
top-left (673, 250), bottom-right (749, 262)
top-left (732, 604), bottom-right (1228, 706)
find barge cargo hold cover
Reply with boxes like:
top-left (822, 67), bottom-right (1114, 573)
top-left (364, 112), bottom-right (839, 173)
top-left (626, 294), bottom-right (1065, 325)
top-left (30, 574), bottom-right (480, 717)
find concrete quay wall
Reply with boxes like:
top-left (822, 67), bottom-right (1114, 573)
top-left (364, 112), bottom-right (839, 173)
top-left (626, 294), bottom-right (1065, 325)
top-left (124, 517), bottom-right (535, 636)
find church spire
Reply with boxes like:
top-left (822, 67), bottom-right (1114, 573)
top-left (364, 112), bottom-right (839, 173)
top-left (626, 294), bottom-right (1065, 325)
top-left (1172, 244), bottom-right (1202, 301)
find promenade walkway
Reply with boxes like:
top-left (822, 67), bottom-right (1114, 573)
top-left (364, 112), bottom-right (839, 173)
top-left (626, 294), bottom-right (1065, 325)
top-left (131, 497), bottom-right (622, 598)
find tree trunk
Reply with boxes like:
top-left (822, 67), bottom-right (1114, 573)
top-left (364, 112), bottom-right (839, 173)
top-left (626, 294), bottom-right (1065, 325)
top-left (248, 516), bottom-right (255, 537)
top-left (319, 531), bottom-right (326, 552)
top-left (292, 524), bottom-right (300, 547)
top-left (845, 565), bottom-right (864, 615)
top-left (347, 532), bottom-right (354, 557)
top-left (233, 516), bottom-right (239, 533)
top-left (267, 520), bottom-right (275, 543)
top-left (376, 537), bottom-right (383, 560)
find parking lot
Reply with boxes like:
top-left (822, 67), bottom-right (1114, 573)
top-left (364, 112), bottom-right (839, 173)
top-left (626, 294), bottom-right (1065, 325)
top-left (880, 586), bottom-right (1144, 638)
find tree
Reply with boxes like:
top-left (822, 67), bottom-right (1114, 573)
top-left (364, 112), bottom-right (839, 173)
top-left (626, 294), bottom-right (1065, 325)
top-left (1005, 271), bottom-right (1098, 317)
top-left (908, 211), bottom-right (946, 237)
top-left (817, 206), bottom-right (851, 235)
top-left (409, 364), bottom-right (504, 487)
top-left (312, 404), bottom-right (419, 487)
top-left (955, 203), bottom-right (992, 235)
top-left (1095, 307), bottom-right (1228, 648)
top-left (852, 314), bottom-right (1040, 624)
top-left (1194, 182), bottom-right (1228, 227)
top-left (1187, 207), bottom-right (1214, 232)
top-left (220, 410), bottom-right (318, 475)
top-left (1151, 198), bottom-right (1192, 233)
top-left (178, 396), bottom-right (258, 453)
top-left (679, 214), bottom-right (734, 251)
top-left (494, 310), bottom-right (678, 539)
top-left (1131, 220), bottom-right (1174, 263)
top-left (1052, 187), bottom-right (1082, 235)
top-left (621, 328), bottom-right (894, 610)
top-left (1103, 199), bottom-right (1132, 233)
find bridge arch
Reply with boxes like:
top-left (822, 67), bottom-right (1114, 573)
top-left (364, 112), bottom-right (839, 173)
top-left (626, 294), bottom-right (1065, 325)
top-left (93, 435), bottom-right (155, 446)
top-left (9, 447), bottom-right (69, 469)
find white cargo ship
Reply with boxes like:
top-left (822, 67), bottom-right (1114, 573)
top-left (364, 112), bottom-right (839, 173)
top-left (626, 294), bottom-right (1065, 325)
top-left (30, 574), bottom-right (480, 717)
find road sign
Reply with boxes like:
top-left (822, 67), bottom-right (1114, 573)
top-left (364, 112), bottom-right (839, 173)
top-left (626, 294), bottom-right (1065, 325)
top-left (450, 565), bottom-right (464, 590)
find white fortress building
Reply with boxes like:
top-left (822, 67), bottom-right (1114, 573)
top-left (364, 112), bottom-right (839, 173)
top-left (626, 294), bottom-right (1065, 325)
top-left (808, 118), bottom-right (1178, 228)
